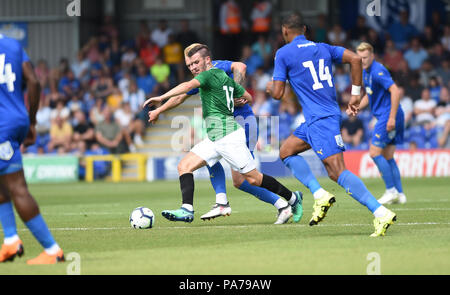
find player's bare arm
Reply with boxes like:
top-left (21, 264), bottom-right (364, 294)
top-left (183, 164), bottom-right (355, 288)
top-left (143, 79), bottom-right (200, 108)
top-left (266, 80), bottom-right (286, 100)
top-left (148, 94), bottom-right (192, 124)
top-left (341, 49), bottom-right (363, 116)
top-left (231, 62), bottom-right (248, 106)
top-left (387, 83), bottom-right (401, 132)
top-left (22, 61), bottom-right (41, 146)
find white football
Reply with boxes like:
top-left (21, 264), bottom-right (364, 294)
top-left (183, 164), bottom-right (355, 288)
top-left (129, 207), bottom-right (155, 229)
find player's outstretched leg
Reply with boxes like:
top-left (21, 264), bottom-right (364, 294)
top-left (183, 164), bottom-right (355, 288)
top-left (163, 153), bottom-right (206, 223)
top-left (388, 158), bottom-right (407, 204)
top-left (0, 197), bottom-right (24, 262)
top-left (201, 162), bottom-right (231, 221)
top-left (0, 171), bottom-right (64, 264)
top-left (243, 170), bottom-right (303, 224)
top-left (336, 170), bottom-right (396, 237)
top-left (324, 153), bottom-right (396, 236)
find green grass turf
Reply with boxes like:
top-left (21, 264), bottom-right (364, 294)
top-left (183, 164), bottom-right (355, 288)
top-left (0, 177), bottom-right (449, 275)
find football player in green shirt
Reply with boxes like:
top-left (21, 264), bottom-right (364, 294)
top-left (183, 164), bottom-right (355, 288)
top-left (143, 44), bottom-right (302, 223)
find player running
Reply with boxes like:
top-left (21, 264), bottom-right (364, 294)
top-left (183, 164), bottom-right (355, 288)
top-left (0, 34), bottom-right (64, 263)
top-left (145, 44), bottom-right (302, 224)
top-left (354, 42), bottom-right (407, 205)
top-left (266, 13), bottom-right (397, 237)
top-left (143, 44), bottom-right (302, 224)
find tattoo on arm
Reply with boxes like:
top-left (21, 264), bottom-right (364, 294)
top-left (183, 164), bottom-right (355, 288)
top-left (233, 69), bottom-right (246, 86)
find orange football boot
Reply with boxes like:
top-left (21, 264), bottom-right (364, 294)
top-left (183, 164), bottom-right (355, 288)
top-left (26, 249), bottom-right (65, 265)
top-left (0, 239), bottom-right (24, 262)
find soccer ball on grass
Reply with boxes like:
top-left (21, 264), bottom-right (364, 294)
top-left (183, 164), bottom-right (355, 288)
top-left (129, 207), bottom-right (155, 229)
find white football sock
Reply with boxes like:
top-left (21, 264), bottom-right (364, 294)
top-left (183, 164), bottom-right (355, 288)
top-left (44, 243), bottom-right (61, 255)
top-left (373, 206), bottom-right (388, 218)
top-left (215, 193), bottom-right (228, 205)
top-left (313, 188), bottom-right (327, 200)
top-left (288, 193), bottom-right (297, 205)
top-left (274, 198), bottom-right (289, 210)
top-left (4, 234), bottom-right (19, 245)
top-left (182, 204), bottom-right (194, 212)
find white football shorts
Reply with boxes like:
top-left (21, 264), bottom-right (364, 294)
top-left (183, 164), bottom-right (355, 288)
top-left (191, 128), bottom-right (256, 174)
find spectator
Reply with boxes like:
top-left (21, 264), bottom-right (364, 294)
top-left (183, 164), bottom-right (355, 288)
top-left (121, 46), bottom-right (137, 67)
top-left (405, 73), bottom-right (424, 102)
top-left (436, 59), bottom-right (450, 88)
top-left (437, 120), bottom-right (450, 148)
top-left (428, 43), bottom-right (450, 69)
top-left (50, 99), bottom-right (70, 121)
top-left (163, 33), bottom-right (184, 85)
top-left (150, 56), bottom-right (170, 93)
top-left (58, 69), bottom-right (81, 99)
top-left (95, 106), bottom-right (128, 154)
top-left (89, 97), bottom-right (105, 126)
top-left (106, 87), bottom-right (123, 111)
top-left (392, 59), bottom-right (412, 89)
top-left (441, 25), bottom-right (450, 52)
top-left (118, 70), bottom-right (132, 94)
top-left (176, 19), bottom-right (200, 49)
top-left (107, 37), bottom-right (122, 69)
top-left (383, 40), bottom-right (404, 73)
top-left (136, 20), bottom-right (151, 51)
top-left (420, 25), bottom-right (438, 50)
top-left (250, 0), bottom-right (272, 36)
top-left (387, 10), bottom-right (419, 50)
top-left (139, 39), bottom-right (160, 68)
top-left (32, 97), bottom-right (52, 154)
top-left (350, 15), bottom-right (369, 42)
top-left (251, 35), bottom-right (272, 68)
top-left (404, 38), bottom-right (428, 71)
top-left (219, 0), bottom-right (243, 59)
top-left (366, 29), bottom-right (384, 55)
top-left (414, 89), bottom-right (437, 125)
top-left (241, 45), bottom-right (263, 76)
top-left (435, 87), bottom-right (450, 128)
top-left (399, 86), bottom-right (414, 128)
top-left (72, 109), bottom-right (96, 155)
top-left (151, 19), bottom-right (173, 49)
top-left (334, 66), bottom-right (351, 94)
top-left (71, 51), bottom-right (90, 81)
top-left (313, 14), bottom-right (327, 43)
top-left (91, 69), bottom-right (114, 101)
top-left (48, 115), bottom-right (73, 153)
top-left (123, 79), bottom-right (146, 114)
top-left (429, 77), bottom-right (442, 103)
top-left (136, 64), bottom-right (158, 96)
top-left (35, 59), bottom-right (50, 92)
top-left (327, 24), bottom-right (346, 46)
top-left (419, 60), bottom-right (438, 88)
top-left (431, 11), bottom-right (445, 40)
top-left (341, 115), bottom-right (364, 148)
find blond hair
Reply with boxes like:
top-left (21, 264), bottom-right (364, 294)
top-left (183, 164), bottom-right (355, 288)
top-left (184, 43), bottom-right (211, 59)
top-left (356, 42), bottom-right (374, 53)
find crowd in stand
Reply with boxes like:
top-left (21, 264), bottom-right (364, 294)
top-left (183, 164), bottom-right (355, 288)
top-left (23, 4), bottom-right (450, 167)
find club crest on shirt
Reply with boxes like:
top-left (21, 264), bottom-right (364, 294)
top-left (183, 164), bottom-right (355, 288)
top-left (335, 134), bottom-right (344, 148)
top-left (0, 141), bottom-right (14, 161)
top-left (365, 87), bottom-right (373, 95)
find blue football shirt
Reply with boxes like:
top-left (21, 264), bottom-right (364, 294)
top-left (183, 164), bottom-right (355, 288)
top-left (363, 60), bottom-right (402, 119)
top-left (187, 60), bottom-right (254, 117)
top-left (272, 35), bottom-right (345, 125)
top-left (0, 34), bottom-right (30, 131)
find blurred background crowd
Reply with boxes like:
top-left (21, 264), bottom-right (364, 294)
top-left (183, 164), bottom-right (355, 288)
top-left (22, 0), bottom-right (450, 161)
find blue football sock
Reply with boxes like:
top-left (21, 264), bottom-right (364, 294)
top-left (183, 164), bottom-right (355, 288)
top-left (283, 155), bottom-right (321, 194)
top-left (372, 155), bottom-right (395, 189)
top-left (207, 162), bottom-right (227, 195)
top-left (239, 180), bottom-right (279, 205)
top-left (25, 214), bottom-right (56, 249)
top-left (0, 202), bottom-right (18, 239)
top-left (337, 170), bottom-right (381, 213)
top-left (388, 159), bottom-right (403, 193)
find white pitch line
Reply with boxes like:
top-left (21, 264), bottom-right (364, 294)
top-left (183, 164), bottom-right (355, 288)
top-left (2, 222), bottom-right (449, 233)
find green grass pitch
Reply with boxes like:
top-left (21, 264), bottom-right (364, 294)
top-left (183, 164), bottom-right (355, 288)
top-left (0, 177), bottom-right (449, 275)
